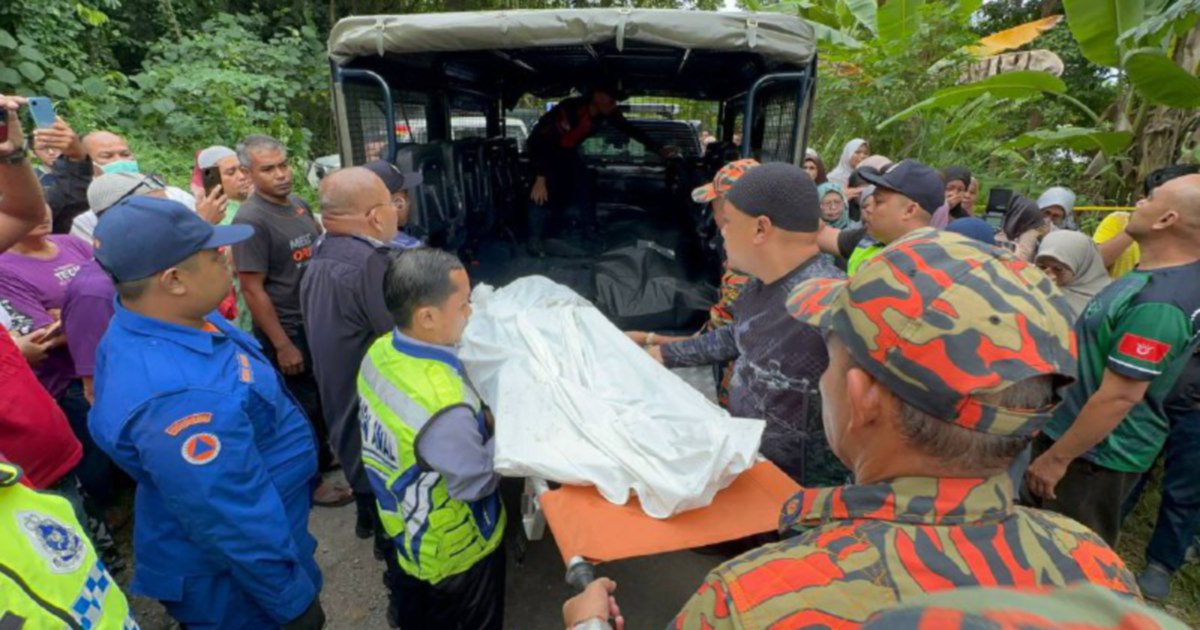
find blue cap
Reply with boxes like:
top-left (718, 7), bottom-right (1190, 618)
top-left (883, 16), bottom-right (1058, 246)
top-left (946, 217), bottom-right (997, 246)
top-left (363, 160), bottom-right (423, 194)
top-left (858, 159), bottom-right (945, 215)
top-left (94, 196), bottom-right (254, 282)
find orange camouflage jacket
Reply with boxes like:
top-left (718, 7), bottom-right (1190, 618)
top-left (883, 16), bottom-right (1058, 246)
top-left (672, 474), bottom-right (1138, 629)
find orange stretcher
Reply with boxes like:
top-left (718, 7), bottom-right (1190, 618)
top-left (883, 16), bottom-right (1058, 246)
top-left (521, 461), bottom-right (801, 588)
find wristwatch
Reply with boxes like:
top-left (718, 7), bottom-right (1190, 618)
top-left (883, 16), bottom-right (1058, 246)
top-left (0, 148), bottom-right (27, 165)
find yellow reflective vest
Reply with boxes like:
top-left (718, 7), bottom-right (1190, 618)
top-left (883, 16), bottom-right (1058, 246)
top-left (357, 332), bottom-right (505, 584)
top-left (0, 461), bottom-right (138, 629)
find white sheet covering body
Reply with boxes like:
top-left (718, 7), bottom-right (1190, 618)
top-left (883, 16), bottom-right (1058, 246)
top-left (459, 276), bottom-right (764, 518)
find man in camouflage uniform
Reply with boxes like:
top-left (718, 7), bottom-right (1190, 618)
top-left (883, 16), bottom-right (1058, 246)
top-left (667, 229), bottom-right (1138, 628)
top-left (861, 584), bottom-right (1187, 630)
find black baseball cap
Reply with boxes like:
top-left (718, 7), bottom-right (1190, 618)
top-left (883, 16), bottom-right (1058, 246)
top-left (857, 159), bottom-right (944, 215)
top-left (363, 160), bottom-right (423, 194)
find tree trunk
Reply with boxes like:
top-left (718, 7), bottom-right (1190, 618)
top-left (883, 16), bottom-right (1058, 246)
top-left (1134, 24), bottom-right (1200, 183)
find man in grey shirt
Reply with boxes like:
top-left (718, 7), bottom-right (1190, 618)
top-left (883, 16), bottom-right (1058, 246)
top-left (300, 167), bottom-right (400, 555)
top-left (232, 134), bottom-right (349, 506)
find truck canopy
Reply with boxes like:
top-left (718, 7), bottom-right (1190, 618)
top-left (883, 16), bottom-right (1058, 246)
top-left (328, 9), bottom-right (816, 103)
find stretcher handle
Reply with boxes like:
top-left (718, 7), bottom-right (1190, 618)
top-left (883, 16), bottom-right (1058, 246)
top-left (565, 555), bottom-right (596, 593)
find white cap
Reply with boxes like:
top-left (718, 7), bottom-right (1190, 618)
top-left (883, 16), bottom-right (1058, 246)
top-left (197, 146), bottom-right (236, 169)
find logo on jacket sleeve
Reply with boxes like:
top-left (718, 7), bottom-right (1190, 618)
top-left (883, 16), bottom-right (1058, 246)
top-left (18, 511), bottom-right (86, 573)
top-left (181, 433), bottom-right (222, 465)
top-left (1117, 333), bottom-right (1172, 363)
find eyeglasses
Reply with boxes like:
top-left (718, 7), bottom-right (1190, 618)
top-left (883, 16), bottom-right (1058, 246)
top-left (820, 200), bottom-right (844, 209)
top-left (112, 173), bottom-right (167, 207)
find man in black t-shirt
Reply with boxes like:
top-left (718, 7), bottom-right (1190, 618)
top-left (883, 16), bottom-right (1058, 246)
top-left (232, 134), bottom-right (350, 507)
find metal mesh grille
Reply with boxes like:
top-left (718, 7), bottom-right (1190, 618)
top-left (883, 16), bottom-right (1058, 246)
top-left (758, 86), bottom-right (798, 164)
top-left (342, 80), bottom-right (428, 165)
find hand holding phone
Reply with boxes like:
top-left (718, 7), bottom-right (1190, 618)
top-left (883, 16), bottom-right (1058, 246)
top-left (202, 166), bottom-right (224, 197)
top-left (32, 319), bottom-right (63, 341)
top-left (0, 94), bottom-right (29, 156)
top-left (27, 97), bottom-right (56, 130)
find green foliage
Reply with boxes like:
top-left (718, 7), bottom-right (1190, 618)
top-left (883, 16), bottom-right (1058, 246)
top-left (879, 71), bottom-right (1068, 128)
top-left (1124, 47), bottom-right (1200, 107)
top-left (118, 13), bottom-right (329, 160)
top-left (796, 0), bottom-right (1118, 202)
top-left (1061, 0), bottom-right (1146, 67)
top-left (974, 2), bottom-right (1118, 119)
top-left (877, 0), bottom-right (926, 43)
top-left (0, 0), bottom-right (112, 105)
top-left (1120, 0), bottom-right (1200, 45)
top-left (1003, 126), bottom-right (1134, 154)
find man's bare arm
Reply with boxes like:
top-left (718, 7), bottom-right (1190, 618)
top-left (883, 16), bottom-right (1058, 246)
top-left (0, 95), bottom-right (47, 252)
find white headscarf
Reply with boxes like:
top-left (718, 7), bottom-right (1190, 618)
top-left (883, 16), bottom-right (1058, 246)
top-left (827, 138), bottom-right (867, 188)
top-left (1037, 186), bottom-right (1078, 231)
top-left (1037, 230), bottom-right (1111, 320)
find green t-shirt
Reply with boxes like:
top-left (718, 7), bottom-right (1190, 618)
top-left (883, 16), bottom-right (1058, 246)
top-left (1043, 260), bottom-right (1200, 472)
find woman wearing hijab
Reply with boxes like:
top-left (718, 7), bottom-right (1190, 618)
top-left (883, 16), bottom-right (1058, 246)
top-left (803, 153), bottom-right (828, 185)
top-left (1036, 230), bottom-right (1111, 320)
top-left (827, 138), bottom-right (869, 188)
top-left (817, 182), bottom-right (855, 229)
top-left (931, 166), bottom-right (972, 229)
top-left (1037, 186), bottom-right (1078, 230)
top-left (997, 193), bottom-right (1050, 262)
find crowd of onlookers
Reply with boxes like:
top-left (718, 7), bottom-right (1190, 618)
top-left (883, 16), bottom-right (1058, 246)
top-left (3, 88), bottom-right (1199, 630)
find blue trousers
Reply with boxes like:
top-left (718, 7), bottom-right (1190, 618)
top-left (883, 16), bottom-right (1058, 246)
top-left (1145, 356), bottom-right (1200, 573)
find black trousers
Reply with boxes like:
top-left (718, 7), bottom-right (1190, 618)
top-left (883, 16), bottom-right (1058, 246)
top-left (1027, 433), bottom-right (1142, 546)
top-left (528, 152), bottom-right (595, 242)
top-left (384, 544), bottom-right (505, 630)
top-left (255, 327), bottom-right (334, 472)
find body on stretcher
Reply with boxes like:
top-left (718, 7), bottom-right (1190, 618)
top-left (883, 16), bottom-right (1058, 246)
top-left (520, 461), bottom-right (801, 589)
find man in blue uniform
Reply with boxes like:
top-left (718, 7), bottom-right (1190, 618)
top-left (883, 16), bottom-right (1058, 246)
top-left (87, 196), bottom-right (326, 629)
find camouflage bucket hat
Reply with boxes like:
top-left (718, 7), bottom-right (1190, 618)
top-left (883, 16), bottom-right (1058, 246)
top-left (787, 228), bottom-right (1077, 437)
top-left (691, 158), bottom-right (760, 203)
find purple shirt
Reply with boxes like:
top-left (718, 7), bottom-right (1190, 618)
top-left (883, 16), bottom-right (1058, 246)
top-left (0, 235), bottom-right (94, 396)
top-left (63, 261), bottom-right (115, 378)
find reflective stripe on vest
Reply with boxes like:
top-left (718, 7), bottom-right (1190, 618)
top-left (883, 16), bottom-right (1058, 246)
top-left (0, 462), bottom-right (139, 630)
top-left (848, 241), bottom-right (884, 276)
top-left (357, 334), bottom-right (505, 584)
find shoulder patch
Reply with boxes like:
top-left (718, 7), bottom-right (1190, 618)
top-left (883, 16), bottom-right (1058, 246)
top-left (181, 433), bottom-right (221, 465)
top-left (237, 353), bottom-right (254, 383)
top-left (165, 412), bottom-right (213, 437)
top-left (1117, 333), bottom-right (1171, 363)
top-left (18, 511), bottom-right (86, 573)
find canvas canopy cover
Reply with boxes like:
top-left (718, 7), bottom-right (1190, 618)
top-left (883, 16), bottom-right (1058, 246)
top-left (328, 9), bottom-right (816, 101)
top-left (329, 9), bottom-right (815, 66)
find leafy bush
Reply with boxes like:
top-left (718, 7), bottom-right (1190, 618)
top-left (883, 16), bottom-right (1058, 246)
top-left (120, 13), bottom-right (329, 159)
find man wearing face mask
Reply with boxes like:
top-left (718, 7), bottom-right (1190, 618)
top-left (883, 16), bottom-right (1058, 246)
top-left (80, 131), bottom-right (196, 208)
